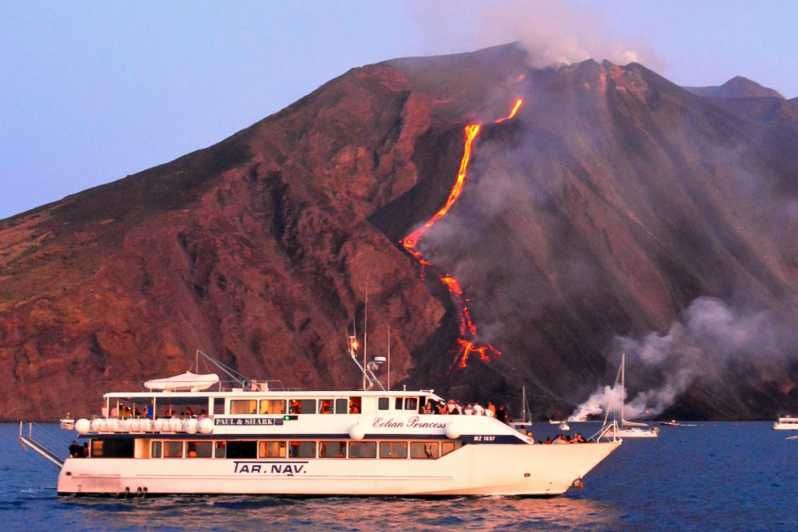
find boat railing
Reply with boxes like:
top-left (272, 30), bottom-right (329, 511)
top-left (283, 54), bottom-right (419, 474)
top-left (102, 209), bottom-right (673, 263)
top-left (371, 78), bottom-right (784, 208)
top-left (18, 421), bottom-right (65, 468)
top-left (591, 420), bottom-right (619, 442)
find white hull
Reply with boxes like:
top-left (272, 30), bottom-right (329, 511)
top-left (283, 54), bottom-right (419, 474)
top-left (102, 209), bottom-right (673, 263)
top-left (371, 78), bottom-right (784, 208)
top-left (773, 423), bottom-right (798, 430)
top-left (57, 441), bottom-right (620, 497)
top-left (614, 428), bottom-right (659, 438)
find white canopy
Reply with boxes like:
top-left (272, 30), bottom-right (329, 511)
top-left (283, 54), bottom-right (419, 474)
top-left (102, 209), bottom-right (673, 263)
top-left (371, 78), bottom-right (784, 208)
top-left (144, 371), bottom-right (220, 392)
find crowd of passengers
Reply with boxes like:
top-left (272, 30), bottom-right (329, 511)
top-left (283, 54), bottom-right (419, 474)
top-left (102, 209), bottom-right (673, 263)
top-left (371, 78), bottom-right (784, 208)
top-left (422, 398), bottom-right (509, 422)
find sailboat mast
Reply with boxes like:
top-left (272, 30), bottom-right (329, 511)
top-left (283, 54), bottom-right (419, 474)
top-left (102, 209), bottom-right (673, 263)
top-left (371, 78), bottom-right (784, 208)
top-left (521, 385), bottom-right (527, 422)
top-left (620, 352), bottom-right (626, 424)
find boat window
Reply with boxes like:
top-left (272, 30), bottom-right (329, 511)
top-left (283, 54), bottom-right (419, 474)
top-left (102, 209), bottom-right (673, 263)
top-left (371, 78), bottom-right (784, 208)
top-left (186, 441), bottom-right (212, 458)
top-left (410, 441), bottom-right (440, 459)
top-left (289, 399), bottom-right (316, 414)
top-left (91, 438), bottom-right (134, 458)
top-left (318, 399), bottom-right (334, 414)
top-left (230, 400), bottom-right (258, 415)
top-left (440, 441), bottom-right (462, 457)
top-left (214, 441), bottom-right (227, 459)
top-left (289, 441), bottom-right (316, 458)
top-left (163, 441), bottom-right (184, 458)
top-left (334, 398), bottom-right (348, 414)
top-left (378, 398), bottom-right (390, 410)
top-left (151, 441), bottom-right (162, 458)
top-left (214, 398), bottom-right (225, 415)
top-left (405, 398), bottom-right (418, 411)
top-left (259, 399), bottom-right (286, 415)
top-left (379, 441), bottom-right (408, 459)
top-left (258, 440), bottom-right (287, 458)
top-left (91, 439), bottom-right (103, 457)
top-left (318, 441), bottom-right (346, 458)
top-left (348, 441), bottom-right (377, 459)
top-left (349, 397), bottom-right (362, 414)
top-left (227, 441), bottom-right (257, 459)
top-left (394, 397), bottom-right (403, 410)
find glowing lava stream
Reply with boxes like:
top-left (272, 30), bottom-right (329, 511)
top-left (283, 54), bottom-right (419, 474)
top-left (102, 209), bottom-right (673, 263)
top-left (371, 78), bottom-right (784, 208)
top-left (401, 98), bottom-right (524, 369)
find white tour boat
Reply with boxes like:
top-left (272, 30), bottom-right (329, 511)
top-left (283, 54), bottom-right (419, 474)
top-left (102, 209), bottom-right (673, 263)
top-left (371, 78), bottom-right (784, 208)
top-left (773, 416), bottom-right (798, 430)
top-left (19, 349), bottom-right (621, 497)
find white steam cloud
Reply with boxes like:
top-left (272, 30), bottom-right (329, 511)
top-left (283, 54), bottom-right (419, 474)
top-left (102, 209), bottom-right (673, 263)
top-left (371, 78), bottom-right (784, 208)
top-left (570, 297), bottom-right (795, 421)
top-left (409, 0), bottom-right (662, 69)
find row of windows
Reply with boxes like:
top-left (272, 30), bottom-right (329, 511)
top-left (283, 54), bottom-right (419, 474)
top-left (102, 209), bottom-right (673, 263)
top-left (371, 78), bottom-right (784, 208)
top-left (228, 396), bottom-right (424, 415)
top-left (147, 439), bottom-right (461, 460)
top-left (229, 398), bottom-right (361, 415)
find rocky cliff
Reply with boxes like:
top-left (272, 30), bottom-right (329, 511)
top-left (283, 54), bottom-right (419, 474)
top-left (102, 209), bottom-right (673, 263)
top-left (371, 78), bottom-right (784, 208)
top-left (2, 43), bottom-right (798, 420)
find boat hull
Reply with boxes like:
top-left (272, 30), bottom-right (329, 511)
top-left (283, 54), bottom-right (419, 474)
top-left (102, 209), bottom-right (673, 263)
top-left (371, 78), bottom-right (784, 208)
top-left (57, 441), bottom-right (620, 497)
top-left (614, 429), bottom-right (659, 438)
top-left (773, 422), bottom-right (798, 430)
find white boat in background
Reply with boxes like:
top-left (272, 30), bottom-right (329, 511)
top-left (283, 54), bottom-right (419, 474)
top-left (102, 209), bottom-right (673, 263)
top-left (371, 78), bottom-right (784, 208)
top-left (601, 353), bottom-right (659, 439)
top-left (773, 416), bottom-right (798, 430)
top-left (19, 349), bottom-right (621, 497)
top-left (558, 422), bottom-right (571, 431)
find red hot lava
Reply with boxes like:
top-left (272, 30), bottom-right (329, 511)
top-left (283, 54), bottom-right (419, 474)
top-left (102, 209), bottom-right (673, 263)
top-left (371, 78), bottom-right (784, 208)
top-left (401, 98), bottom-right (524, 369)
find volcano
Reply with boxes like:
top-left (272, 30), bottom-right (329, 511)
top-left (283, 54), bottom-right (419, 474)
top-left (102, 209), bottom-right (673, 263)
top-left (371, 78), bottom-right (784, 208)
top-left (3, 43), bottom-right (798, 420)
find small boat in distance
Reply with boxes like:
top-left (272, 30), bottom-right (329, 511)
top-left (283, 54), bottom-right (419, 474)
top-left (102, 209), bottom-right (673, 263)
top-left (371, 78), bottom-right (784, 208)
top-left (659, 419), bottom-right (681, 427)
top-left (773, 416), bottom-right (798, 430)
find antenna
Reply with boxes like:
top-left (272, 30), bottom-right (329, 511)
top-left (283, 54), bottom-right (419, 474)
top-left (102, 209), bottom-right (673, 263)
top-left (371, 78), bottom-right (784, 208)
top-left (387, 326), bottom-right (391, 391)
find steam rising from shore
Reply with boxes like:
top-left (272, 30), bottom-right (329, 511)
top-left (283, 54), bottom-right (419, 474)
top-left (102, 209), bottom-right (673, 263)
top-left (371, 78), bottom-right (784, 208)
top-left (570, 297), bottom-right (795, 421)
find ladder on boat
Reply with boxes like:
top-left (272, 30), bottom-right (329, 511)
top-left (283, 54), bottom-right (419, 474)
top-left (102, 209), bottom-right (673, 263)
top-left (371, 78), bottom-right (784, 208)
top-left (18, 421), bottom-right (64, 468)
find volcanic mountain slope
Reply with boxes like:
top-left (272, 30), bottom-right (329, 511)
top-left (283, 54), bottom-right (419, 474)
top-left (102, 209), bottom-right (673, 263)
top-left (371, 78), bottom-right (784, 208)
top-left (685, 76), bottom-right (784, 99)
top-left (2, 43), bottom-right (798, 420)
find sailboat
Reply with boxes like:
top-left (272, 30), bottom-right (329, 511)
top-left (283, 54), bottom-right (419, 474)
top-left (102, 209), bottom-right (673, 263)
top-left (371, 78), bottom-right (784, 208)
top-left (603, 353), bottom-right (659, 439)
top-left (511, 385), bottom-right (534, 431)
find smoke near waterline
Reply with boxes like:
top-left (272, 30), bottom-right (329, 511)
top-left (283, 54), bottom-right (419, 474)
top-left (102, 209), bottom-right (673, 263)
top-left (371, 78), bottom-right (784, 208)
top-left (570, 297), bottom-right (798, 420)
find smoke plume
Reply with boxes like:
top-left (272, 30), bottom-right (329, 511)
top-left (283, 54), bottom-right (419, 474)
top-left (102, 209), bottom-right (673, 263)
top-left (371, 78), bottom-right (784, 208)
top-left (409, 0), bottom-right (662, 69)
top-left (570, 297), bottom-right (797, 420)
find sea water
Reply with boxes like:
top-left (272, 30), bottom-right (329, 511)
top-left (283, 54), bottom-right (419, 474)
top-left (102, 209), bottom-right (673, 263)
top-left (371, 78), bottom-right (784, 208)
top-left (2, 422), bottom-right (796, 530)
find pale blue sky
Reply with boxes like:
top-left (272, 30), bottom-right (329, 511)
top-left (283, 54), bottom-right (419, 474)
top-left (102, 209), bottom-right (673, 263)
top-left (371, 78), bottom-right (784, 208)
top-left (1, 1), bottom-right (795, 219)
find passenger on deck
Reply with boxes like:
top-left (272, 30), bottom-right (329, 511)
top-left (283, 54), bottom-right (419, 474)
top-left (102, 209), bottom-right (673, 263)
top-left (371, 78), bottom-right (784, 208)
top-left (446, 400), bottom-right (461, 415)
top-left (463, 403), bottom-right (475, 415)
top-left (572, 433), bottom-right (587, 443)
top-left (290, 400), bottom-right (302, 414)
top-left (472, 403), bottom-right (485, 416)
top-left (496, 405), bottom-right (509, 423)
top-left (486, 401), bottom-right (497, 418)
top-left (421, 402), bottom-right (433, 415)
top-left (436, 401), bottom-right (448, 415)
top-left (69, 441), bottom-right (83, 458)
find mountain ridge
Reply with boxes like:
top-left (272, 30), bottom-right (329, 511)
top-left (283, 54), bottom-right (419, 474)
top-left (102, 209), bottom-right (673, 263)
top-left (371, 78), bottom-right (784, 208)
top-left (2, 45), bottom-right (798, 420)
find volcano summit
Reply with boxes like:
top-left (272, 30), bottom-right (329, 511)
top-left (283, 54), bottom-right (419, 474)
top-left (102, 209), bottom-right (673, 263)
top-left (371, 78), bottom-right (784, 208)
top-left (2, 43), bottom-right (798, 420)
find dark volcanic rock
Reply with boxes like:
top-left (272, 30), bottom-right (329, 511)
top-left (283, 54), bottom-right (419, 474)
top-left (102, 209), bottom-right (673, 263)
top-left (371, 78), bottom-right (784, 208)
top-left (2, 44), bottom-right (798, 420)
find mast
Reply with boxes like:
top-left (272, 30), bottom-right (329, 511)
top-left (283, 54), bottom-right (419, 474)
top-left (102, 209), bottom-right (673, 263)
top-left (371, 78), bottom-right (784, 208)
top-left (521, 385), bottom-right (527, 422)
top-left (620, 352), bottom-right (626, 425)
top-left (362, 285), bottom-right (368, 391)
top-left (387, 326), bottom-right (391, 391)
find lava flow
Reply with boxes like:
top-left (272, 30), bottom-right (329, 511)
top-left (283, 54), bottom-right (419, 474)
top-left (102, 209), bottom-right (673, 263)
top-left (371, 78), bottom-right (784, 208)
top-left (401, 98), bottom-right (523, 369)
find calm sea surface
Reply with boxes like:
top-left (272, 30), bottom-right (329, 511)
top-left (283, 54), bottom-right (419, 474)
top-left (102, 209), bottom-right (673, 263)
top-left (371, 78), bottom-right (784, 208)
top-left (3, 422), bottom-right (797, 530)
